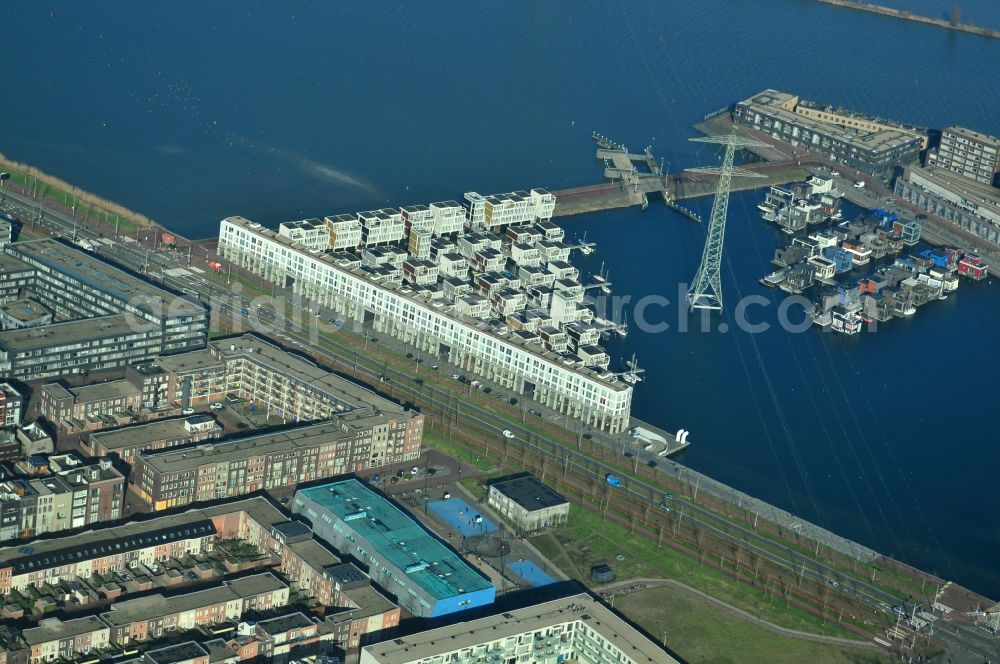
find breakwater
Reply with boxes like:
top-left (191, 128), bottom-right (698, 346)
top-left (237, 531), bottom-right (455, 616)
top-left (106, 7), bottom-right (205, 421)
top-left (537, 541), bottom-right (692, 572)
top-left (814, 0), bottom-right (1000, 39)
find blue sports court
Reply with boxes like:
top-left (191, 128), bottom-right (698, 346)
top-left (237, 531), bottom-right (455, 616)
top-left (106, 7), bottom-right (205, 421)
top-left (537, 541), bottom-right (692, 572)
top-left (427, 498), bottom-right (498, 536)
top-left (507, 560), bottom-right (556, 587)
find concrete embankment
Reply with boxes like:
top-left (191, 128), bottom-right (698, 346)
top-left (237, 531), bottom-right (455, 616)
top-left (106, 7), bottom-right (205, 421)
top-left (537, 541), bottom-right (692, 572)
top-left (814, 0), bottom-right (1000, 39)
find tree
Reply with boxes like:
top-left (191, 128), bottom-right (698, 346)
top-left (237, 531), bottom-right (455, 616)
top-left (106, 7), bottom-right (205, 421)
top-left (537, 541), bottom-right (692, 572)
top-left (950, 5), bottom-right (962, 26)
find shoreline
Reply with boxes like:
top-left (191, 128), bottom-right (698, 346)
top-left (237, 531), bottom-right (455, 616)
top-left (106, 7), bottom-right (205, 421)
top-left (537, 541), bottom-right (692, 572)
top-left (0, 151), bottom-right (185, 243)
top-left (813, 0), bottom-right (1000, 39)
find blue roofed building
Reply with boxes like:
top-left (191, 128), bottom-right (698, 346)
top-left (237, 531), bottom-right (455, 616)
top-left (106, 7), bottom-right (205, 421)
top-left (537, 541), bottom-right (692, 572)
top-left (291, 479), bottom-right (495, 618)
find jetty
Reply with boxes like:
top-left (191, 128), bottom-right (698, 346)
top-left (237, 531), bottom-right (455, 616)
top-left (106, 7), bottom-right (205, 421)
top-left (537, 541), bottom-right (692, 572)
top-left (551, 132), bottom-right (811, 218)
top-left (814, 0), bottom-right (1000, 40)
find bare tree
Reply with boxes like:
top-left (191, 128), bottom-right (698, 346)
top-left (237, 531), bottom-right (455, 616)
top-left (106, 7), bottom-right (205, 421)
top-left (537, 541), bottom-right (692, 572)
top-left (950, 5), bottom-right (962, 26)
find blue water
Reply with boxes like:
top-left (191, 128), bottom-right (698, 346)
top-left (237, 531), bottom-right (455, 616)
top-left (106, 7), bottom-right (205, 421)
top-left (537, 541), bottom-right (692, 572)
top-left (3, 1), bottom-right (999, 595)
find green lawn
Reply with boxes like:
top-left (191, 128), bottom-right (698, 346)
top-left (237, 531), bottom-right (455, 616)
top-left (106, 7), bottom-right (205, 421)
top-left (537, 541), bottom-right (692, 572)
top-left (615, 585), bottom-right (891, 664)
top-left (534, 505), bottom-right (868, 640)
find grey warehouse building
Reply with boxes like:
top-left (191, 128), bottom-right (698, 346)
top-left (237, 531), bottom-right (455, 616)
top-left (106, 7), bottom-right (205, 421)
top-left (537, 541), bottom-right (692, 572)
top-left (0, 239), bottom-right (208, 380)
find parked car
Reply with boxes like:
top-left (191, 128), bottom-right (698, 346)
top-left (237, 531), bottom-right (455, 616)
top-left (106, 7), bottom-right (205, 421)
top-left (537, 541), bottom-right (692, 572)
top-left (181, 407), bottom-right (195, 415)
top-left (502, 430), bottom-right (515, 439)
top-left (210, 402), bottom-right (224, 411)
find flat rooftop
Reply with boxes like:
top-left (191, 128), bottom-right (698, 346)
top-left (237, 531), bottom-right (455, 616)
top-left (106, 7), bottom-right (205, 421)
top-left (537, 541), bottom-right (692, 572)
top-left (288, 537), bottom-right (342, 572)
top-left (255, 611), bottom-right (314, 636)
top-left (739, 89), bottom-right (921, 154)
top-left (0, 251), bottom-right (35, 273)
top-left (21, 615), bottom-right (109, 646)
top-left (7, 239), bottom-right (205, 318)
top-left (56, 378), bottom-right (139, 404)
top-left (88, 415), bottom-right (222, 451)
top-left (155, 347), bottom-right (223, 374)
top-left (490, 475), bottom-right (568, 511)
top-left (944, 125), bottom-right (1000, 147)
top-left (144, 642), bottom-right (209, 664)
top-left (0, 314), bottom-right (138, 351)
top-left (914, 164), bottom-right (1000, 207)
top-left (295, 479), bottom-right (492, 601)
top-left (0, 298), bottom-right (50, 323)
top-left (361, 592), bottom-right (679, 664)
top-left (210, 335), bottom-right (409, 416)
top-left (101, 573), bottom-right (285, 626)
top-left (0, 496), bottom-right (286, 572)
top-left (138, 421), bottom-right (358, 474)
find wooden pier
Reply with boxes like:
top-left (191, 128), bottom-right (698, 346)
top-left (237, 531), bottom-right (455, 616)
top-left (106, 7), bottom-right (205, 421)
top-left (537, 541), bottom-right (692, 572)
top-left (552, 132), bottom-right (812, 218)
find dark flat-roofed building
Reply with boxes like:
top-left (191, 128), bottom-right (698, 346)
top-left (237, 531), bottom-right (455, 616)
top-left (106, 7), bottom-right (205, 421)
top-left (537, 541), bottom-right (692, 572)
top-left (734, 89), bottom-right (924, 175)
top-left (142, 641), bottom-right (210, 664)
top-left (0, 239), bottom-right (208, 380)
top-left (487, 474), bottom-right (570, 533)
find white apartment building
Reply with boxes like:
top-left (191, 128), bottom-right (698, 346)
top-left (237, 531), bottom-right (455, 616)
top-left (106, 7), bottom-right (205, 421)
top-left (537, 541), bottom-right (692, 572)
top-left (360, 593), bottom-right (679, 664)
top-left (219, 217), bottom-right (632, 431)
top-left (464, 189), bottom-right (556, 231)
top-left (359, 209), bottom-right (405, 246)
top-left (429, 201), bottom-right (466, 235)
top-left (278, 219), bottom-right (328, 252)
top-left (325, 214), bottom-right (364, 251)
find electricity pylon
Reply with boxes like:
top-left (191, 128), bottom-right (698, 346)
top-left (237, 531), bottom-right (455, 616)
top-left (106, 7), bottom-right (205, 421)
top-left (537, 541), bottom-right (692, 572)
top-left (685, 133), bottom-right (768, 311)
